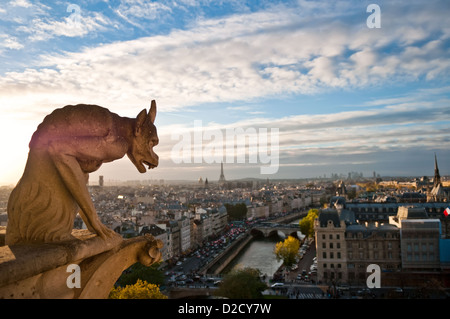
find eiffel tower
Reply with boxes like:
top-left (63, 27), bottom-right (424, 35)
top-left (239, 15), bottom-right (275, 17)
top-left (219, 162), bottom-right (226, 184)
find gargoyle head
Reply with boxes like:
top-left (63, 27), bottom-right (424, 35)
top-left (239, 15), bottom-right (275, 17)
top-left (128, 100), bottom-right (159, 173)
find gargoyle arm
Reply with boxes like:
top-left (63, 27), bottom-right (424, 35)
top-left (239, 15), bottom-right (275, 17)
top-left (47, 136), bottom-right (128, 239)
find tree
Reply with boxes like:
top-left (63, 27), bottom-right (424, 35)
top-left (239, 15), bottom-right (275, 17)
top-left (214, 267), bottom-right (267, 299)
top-left (225, 203), bottom-right (248, 221)
top-left (109, 279), bottom-right (167, 299)
top-left (116, 262), bottom-right (165, 287)
top-left (299, 208), bottom-right (319, 238)
top-left (274, 236), bottom-right (300, 268)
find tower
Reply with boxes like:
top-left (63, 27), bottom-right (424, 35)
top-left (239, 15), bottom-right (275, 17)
top-left (434, 153), bottom-right (441, 188)
top-left (219, 162), bottom-right (226, 183)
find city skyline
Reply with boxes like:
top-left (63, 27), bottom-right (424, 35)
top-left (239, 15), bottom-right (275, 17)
top-left (1, 0), bottom-right (450, 185)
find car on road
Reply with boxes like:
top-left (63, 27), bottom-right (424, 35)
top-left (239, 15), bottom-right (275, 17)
top-left (271, 283), bottom-right (284, 288)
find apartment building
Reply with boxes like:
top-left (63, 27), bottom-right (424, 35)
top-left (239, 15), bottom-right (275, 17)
top-left (315, 205), bottom-right (448, 286)
top-left (314, 209), bottom-right (348, 283)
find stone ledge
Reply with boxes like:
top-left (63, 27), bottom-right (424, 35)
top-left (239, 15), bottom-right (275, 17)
top-left (0, 229), bottom-right (123, 287)
top-left (0, 229), bottom-right (163, 298)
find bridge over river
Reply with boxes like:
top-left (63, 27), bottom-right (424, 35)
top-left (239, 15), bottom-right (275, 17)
top-left (250, 223), bottom-right (303, 239)
top-left (201, 221), bottom-right (303, 275)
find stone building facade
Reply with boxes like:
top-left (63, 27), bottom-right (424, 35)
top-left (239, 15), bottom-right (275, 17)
top-left (345, 222), bottom-right (401, 284)
top-left (315, 205), bottom-right (448, 286)
top-left (314, 209), bottom-right (348, 284)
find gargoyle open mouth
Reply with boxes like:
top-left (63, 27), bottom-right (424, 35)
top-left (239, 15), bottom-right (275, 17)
top-left (143, 160), bottom-right (157, 169)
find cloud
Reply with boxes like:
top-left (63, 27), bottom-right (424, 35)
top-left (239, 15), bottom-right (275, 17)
top-left (0, 2), bottom-right (448, 108)
top-left (17, 10), bottom-right (111, 41)
top-left (0, 0), bottom-right (448, 114)
top-left (9, 0), bottom-right (32, 8)
top-left (0, 0), bottom-right (449, 183)
top-left (0, 34), bottom-right (24, 53)
top-left (115, 0), bottom-right (173, 29)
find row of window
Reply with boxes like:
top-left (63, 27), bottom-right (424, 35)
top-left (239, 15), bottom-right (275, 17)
top-left (322, 241), bottom-right (397, 249)
top-left (347, 251), bottom-right (398, 260)
top-left (405, 252), bottom-right (437, 262)
top-left (322, 252), bottom-right (342, 259)
top-left (321, 234), bottom-right (341, 240)
top-left (348, 207), bottom-right (445, 214)
top-left (405, 242), bottom-right (436, 252)
top-left (321, 232), bottom-right (399, 240)
top-left (346, 232), bottom-right (399, 239)
top-left (322, 242), bottom-right (341, 249)
top-left (321, 251), bottom-right (398, 260)
top-left (347, 242), bottom-right (396, 249)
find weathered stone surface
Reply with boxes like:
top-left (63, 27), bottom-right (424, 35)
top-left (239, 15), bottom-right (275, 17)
top-left (0, 229), bottom-right (163, 298)
top-left (6, 101), bottom-right (158, 245)
top-left (0, 101), bottom-right (163, 298)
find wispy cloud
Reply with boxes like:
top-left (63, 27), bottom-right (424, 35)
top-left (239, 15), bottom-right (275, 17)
top-left (0, 0), bottom-right (449, 183)
top-left (15, 7), bottom-right (111, 41)
top-left (0, 34), bottom-right (24, 53)
top-left (1, 0), bottom-right (449, 112)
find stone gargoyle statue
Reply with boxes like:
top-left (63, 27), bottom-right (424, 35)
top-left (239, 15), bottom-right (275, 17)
top-left (6, 101), bottom-right (159, 245)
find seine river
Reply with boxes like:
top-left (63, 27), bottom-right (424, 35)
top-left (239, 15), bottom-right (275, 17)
top-left (222, 219), bottom-right (302, 277)
top-left (222, 237), bottom-right (283, 277)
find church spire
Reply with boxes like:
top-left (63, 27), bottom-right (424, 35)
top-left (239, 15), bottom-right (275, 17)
top-left (434, 153), bottom-right (441, 187)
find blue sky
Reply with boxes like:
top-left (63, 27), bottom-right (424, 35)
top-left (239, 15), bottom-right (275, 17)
top-left (0, 0), bottom-right (449, 185)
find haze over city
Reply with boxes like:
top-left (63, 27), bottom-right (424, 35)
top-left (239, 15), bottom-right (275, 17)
top-left (0, 0), bottom-right (449, 185)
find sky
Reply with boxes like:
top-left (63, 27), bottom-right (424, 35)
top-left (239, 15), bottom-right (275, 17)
top-left (0, 0), bottom-right (449, 185)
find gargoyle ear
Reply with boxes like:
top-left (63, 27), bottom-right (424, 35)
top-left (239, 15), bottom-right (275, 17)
top-left (135, 108), bottom-right (147, 135)
top-left (149, 100), bottom-right (157, 124)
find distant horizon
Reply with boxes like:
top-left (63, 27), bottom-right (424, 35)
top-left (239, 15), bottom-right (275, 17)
top-left (2, 155), bottom-right (449, 187)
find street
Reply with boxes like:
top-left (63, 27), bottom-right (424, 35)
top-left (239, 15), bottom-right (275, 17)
top-left (267, 238), bottom-right (327, 298)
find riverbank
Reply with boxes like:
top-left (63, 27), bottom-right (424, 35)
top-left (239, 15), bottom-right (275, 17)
top-left (200, 232), bottom-right (253, 274)
top-left (203, 211), bottom-right (307, 275)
